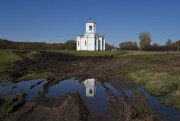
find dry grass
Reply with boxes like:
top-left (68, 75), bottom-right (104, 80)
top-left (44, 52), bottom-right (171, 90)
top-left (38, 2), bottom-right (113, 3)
top-left (16, 72), bottom-right (55, 82)
top-left (120, 52), bottom-right (180, 109)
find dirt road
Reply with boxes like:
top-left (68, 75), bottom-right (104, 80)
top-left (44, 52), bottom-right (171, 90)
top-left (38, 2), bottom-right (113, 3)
top-left (5, 51), bottom-right (160, 121)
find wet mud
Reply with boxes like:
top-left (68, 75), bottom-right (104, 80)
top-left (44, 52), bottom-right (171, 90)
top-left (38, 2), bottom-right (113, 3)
top-left (2, 51), bottom-right (164, 121)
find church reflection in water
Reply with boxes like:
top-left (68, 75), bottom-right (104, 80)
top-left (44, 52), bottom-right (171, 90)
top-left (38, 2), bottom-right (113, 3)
top-left (83, 78), bottom-right (97, 97)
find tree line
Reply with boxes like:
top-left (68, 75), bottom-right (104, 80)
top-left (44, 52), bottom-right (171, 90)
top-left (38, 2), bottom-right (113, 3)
top-left (1, 33), bottom-right (179, 51)
top-left (0, 39), bottom-right (76, 50)
top-left (119, 32), bottom-right (180, 51)
top-left (0, 39), bottom-right (114, 51)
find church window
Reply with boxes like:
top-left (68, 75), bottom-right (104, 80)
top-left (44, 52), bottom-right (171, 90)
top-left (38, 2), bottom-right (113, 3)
top-left (78, 41), bottom-right (79, 46)
top-left (89, 89), bottom-right (92, 94)
top-left (89, 26), bottom-right (92, 31)
top-left (85, 40), bottom-right (86, 46)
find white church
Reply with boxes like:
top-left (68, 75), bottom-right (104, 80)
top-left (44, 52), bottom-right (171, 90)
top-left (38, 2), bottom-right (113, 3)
top-left (77, 18), bottom-right (105, 51)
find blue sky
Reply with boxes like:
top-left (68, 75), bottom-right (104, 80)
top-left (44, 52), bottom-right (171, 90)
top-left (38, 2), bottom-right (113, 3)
top-left (0, 0), bottom-right (180, 46)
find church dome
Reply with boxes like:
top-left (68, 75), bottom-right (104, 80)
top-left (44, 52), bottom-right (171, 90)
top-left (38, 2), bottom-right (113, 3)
top-left (87, 17), bottom-right (96, 23)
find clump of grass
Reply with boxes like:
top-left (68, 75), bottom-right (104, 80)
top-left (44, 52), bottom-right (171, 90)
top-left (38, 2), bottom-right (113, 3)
top-left (16, 72), bottom-right (55, 82)
top-left (0, 50), bottom-right (22, 82)
top-left (0, 92), bottom-right (26, 120)
top-left (171, 90), bottom-right (180, 109)
top-left (26, 51), bottom-right (41, 60)
top-left (0, 51), bottom-right (22, 72)
top-left (131, 70), bottom-right (180, 95)
top-left (160, 90), bottom-right (180, 110)
top-left (10, 84), bottom-right (17, 89)
top-left (160, 98), bottom-right (171, 106)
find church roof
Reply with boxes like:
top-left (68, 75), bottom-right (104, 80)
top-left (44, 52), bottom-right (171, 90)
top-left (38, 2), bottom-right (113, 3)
top-left (87, 17), bottom-right (96, 23)
top-left (77, 35), bottom-right (84, 37)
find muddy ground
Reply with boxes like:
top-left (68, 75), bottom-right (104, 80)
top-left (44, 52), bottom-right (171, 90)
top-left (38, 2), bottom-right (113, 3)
top-left (5, 51), bottom-right (160, 121)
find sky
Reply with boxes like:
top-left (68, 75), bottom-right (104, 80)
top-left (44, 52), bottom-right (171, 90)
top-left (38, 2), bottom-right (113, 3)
top-left (0, 0), bottom-right (180, 46)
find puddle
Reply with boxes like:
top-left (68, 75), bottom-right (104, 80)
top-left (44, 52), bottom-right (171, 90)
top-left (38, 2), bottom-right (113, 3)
top-left (136, 87), bottom-right (180, 121)
top-left (125, 87), bottom-right (180, 121)
top-left (0, 78), bottom-right (119, 115)
top-left (104, 83), bottom-right (120, 97)
top-left (1, 78), bottom-right (180, 120)
top-left (0, 79), bottom-right (47, 101)
top-left (46, 78), bottom-right (109, 115)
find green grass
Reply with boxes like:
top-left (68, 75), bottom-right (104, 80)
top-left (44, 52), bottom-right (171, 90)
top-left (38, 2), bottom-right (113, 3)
top-left (119, 53), bottom-right (180, 109)
top-left (16, 72), bottom-right (55, 82)
top-left (49, 50), bottom-right (128, 57)
top-left (26, 51), bottom-right (41, 60)
top-left (0, 50), bottom-right (22, 82)
top-left (0, 92), bottom-right (25, 120)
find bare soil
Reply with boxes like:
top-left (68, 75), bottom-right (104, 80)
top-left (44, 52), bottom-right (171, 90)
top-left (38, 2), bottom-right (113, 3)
top-left (5, 51), bottom-right (160, 121)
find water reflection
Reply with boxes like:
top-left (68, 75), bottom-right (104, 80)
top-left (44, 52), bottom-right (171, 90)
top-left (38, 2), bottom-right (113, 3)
top-left (83, 78), bottom-right (98, 97)
top-left (0, 79), bottom-right (47, 101)
top-left (46, 78), bottom-right (108, 115)
top-left (1, 78), bottom-right (180, 119)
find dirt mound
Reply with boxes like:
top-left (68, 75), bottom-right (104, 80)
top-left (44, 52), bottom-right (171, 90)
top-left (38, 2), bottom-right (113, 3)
top-left (5, 93), bottom-right (88, 121)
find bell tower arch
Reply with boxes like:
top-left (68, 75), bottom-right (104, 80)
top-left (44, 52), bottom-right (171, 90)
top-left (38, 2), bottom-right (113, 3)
top-left (86, 18), bottom-right (96, 34)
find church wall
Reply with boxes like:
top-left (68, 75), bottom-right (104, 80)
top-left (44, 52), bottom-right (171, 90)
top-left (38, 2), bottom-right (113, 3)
top-left (87, 37), bottom-right (95, 51)
top-left (77, 37), bottom-right (95, 51)
top-left (103, 38), bottom-right (106, 50)
top-left (76, 37), bottom-right (81, 50)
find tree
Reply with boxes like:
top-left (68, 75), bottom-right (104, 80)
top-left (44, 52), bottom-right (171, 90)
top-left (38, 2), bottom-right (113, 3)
top-left (105, 43), bottom-right (114, 50)
top-left (174, 40), bottom-right (180, 52)
top-left (119, 41), bottom-right (139, 50)
top-left (166, 39), bottom-right (173, 47)
top-left (139, 32), bottom-right (151, 50)
top-left (64, 40), bottom-right (76, 50)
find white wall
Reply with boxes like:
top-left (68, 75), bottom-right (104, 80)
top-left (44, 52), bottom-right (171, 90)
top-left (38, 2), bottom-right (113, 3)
top-left (77, 36), bottom-right (95, 51)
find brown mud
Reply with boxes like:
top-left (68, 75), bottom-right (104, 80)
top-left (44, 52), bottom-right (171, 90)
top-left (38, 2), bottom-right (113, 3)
top-left (5, 51), bottom-right (160, 121)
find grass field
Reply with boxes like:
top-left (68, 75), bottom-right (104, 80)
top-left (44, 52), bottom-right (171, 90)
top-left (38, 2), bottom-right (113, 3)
top-left (51, 50), bottom-right (179, 57)
top-left (118, 52), bottom-right (180, 109)
top-left (50, 50), bottom-right (126, 56)
top-left (0, 50), bottom-right (22, 82)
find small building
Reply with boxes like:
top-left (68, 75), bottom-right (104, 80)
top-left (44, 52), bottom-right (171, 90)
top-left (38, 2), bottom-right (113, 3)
top-left (77, 18), bottom-right (105, 51)
top-left (84, 78), bottom-right (96, 97)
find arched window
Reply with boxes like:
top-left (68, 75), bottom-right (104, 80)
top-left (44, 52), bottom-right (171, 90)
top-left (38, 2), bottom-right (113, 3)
top-left (78, 41), bottom-right (79, 46)
top-left (85, 40), bottom-right (86, 46)
top-left (89, 26), bottom-right (92, 31)
top-left (89, 89), bottom-right (92, 94)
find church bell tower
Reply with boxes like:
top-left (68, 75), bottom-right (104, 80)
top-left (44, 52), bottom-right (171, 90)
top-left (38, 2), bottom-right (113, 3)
top-left (86, 18), bottom-right (96, 34)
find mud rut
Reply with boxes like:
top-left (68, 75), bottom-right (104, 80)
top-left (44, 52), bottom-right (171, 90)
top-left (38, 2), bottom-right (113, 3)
top-left (5, 51), bottom-right (159, 121)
